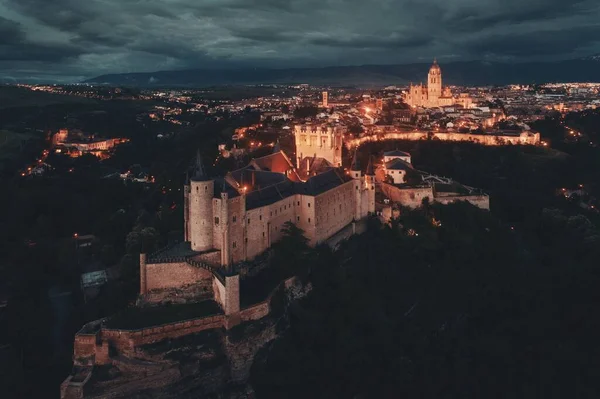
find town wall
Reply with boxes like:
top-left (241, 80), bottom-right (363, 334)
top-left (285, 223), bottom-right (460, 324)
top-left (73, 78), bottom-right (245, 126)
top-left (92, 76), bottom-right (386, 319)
top-left (346, 131), bottom-right (540, 148)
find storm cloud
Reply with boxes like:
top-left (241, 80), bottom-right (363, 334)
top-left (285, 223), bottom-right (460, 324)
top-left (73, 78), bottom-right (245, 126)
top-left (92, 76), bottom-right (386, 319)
top-left (0, 0), bottom-right (599, 82)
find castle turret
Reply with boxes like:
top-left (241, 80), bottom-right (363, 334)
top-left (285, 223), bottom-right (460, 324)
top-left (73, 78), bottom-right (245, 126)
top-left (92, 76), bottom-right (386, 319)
top-left (350, 150), bottom-right (362, 179)
top-left (183, 171), bottom-right (190, 242)
top-left (220, 183), bottom-right (230, 268)
top-left (365, 156), bottom-right (376, 214)
top-left (351, 150), bottom-right (363, 220)
top-left (189, 151), bottom-right (214, 252)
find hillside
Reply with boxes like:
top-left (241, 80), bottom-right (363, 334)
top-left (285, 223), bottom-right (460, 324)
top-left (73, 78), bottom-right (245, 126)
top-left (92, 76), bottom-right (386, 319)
top-left (85, 58), bottom-right (600, 87)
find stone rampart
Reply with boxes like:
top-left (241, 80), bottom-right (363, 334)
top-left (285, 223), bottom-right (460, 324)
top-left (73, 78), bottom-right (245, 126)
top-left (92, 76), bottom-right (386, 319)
top-left (381, 183), bottom-right (434, 208)
top-left (145, 261), bottom-right (213, 292)
top-left (101, 314), bottom-right (225, 351)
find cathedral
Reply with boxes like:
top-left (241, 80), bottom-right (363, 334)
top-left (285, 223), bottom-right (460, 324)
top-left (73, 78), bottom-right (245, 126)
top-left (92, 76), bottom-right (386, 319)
top-left (404, 59), bottom-right (471, 108)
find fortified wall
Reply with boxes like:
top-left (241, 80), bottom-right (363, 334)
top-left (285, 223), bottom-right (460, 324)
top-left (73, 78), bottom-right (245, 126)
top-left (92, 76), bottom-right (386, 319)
top-left (380, 182), bottom-right (490, 210)
top-left (346, 130), bottom-right (541, 148)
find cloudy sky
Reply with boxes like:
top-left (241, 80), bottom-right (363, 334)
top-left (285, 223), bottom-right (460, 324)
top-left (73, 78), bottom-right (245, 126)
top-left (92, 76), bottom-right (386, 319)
top-left (1, 0), bottom-right (600, 82)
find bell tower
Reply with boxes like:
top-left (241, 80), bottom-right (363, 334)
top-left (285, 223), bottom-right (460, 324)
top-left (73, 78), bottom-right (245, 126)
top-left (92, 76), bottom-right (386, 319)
top-left (428, 58), bottom-right (442, 103)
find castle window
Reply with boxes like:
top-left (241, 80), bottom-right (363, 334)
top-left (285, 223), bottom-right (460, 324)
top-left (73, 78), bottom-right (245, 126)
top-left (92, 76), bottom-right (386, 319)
top-left (247, 218), bottom-right (250, 225)
top-left (215, 217), bottom-right (219, 225)
top-left (205, 185), bottom-right (208, 191)
top-left (245, 238), bottom-right (248, 243)
top-left (270, 211), bottom-right (272, 217)
top-left (297, 201), bottom-right (300, 206)
top-left (233, 241), bottom-right (237, 248)
top-left (196, 187), bottom-right (199, 192)
top-left (308, 218), bottom-right (311, 223)
top-left (308, 203), bottom-right (311, 208)
top-left (259, 215), bottom-right (262, 221)
top-left (233, 215), bottom-right (237, 223)
top-left (297, 216), bottom-right (300, 222)
top-left (263, 232), bottom-right (265, 237)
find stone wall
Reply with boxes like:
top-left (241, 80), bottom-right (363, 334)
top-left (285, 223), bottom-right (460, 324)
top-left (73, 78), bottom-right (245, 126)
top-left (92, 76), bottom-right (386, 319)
top-left (102, 315), bottom-right (225, 351)
top-left (435, 194), bottom-right (490, 210)
top-left (346, 130), bottom-right (540, 148)
top-left (240, 302), bottom-right (270, 322)
top-left (145, 261), bottom-right (213, 293)
top-left (381, 182), bottom-right (490, 210)
top-left (381, 183), bottom-right (434, 208)
top-left (73, 334), bottom-right (97, 360)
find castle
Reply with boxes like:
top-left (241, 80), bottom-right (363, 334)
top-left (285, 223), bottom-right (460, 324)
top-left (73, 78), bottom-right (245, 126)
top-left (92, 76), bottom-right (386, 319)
top-left (139, 125), bottom-right (374, 326)
top-left (404, 59), bottom-right (473, 109)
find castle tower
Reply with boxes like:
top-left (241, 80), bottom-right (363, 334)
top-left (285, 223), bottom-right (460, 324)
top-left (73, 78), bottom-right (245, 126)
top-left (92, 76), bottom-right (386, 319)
top-left (351, 150), bottom-right (363, 220)
top-left (428, 59), bottom-right (442, 104)
top-left (294, 124), bottom-right (343, 169)
top-left (220, 184), bottom-right (230, 268)
top-left (322, 91), bottom-right (328, 108)
top-left (189, 151), bottom-right (214, 252)
top-left (183, 171), bottom-right (190, 242)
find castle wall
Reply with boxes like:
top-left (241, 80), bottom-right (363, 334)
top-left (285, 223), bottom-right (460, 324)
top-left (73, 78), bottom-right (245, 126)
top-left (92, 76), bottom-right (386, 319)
top-left (434, 195), bottom-right (490, 210)
top-left (314, 181), bottom-right (355, 244)
top-left (212, 275), bottom-right (240, 317)
top-left (74, 334), bottom-right (97, 360)
top-left (145, 261), bottom-right (213, 292)
top-left (346, 131), bottom-right (540, 148)
top-left (240, 302), bottom-right (270, 322)
top-left (102, 315), bottom-right (225, 351)
top-left (212, 198), bottom-right (223, 250)
top-left (381, 183), bottom-right (434, 208)
top-left (295, 194), bottom-right (316, 244)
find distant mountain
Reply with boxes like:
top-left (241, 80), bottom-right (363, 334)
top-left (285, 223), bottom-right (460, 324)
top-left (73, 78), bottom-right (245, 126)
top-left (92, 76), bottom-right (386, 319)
top-left (85, 58), bottom-right (600, 87)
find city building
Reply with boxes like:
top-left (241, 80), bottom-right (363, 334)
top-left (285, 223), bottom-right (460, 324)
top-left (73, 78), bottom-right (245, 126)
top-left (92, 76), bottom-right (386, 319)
top-left (404, 59), bottom-right (473, 109)
top-left (322, 91), bottom-right (328, 107)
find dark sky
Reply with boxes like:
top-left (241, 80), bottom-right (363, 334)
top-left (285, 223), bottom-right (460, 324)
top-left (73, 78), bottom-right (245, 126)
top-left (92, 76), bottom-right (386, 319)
top-left (1, 0), bottom-right (599, 83)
